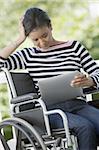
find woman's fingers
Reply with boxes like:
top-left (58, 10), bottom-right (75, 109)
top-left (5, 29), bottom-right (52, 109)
top-left (18, 16), bottom-right (26, 42)
top-left (71, 74), bottom-right (88, 87)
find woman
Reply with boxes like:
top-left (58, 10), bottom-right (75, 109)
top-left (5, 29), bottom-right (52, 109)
top-left (0, 7), bottom-right (99, 150)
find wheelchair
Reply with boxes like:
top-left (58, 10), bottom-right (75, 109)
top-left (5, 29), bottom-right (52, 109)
top-left (0, 68), bottom-right (98, 150)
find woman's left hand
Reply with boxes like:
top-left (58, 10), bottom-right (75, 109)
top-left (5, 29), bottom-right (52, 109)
top-left (71, 73), bottom-right (95, 88)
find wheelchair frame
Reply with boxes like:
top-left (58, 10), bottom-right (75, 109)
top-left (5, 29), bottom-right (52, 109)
top-left (0, 68), bottom-right (79, 150)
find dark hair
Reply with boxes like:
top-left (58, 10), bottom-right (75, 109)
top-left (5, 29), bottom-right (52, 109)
top-left (23, 7), bottom-right (51, 36)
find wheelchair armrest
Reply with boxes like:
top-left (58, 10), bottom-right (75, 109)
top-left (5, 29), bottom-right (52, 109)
top-left (11, 93), bottom-right (38, 104)
top-left (83, 86), bottom-right (99, 94)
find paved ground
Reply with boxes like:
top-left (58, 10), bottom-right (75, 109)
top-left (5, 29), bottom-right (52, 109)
top-left (0, 141), bottom-right (4, 150)
top-left (0, 139), bottom-right (16, 150)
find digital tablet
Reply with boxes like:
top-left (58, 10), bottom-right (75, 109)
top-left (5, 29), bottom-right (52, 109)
top-left (38, 71), bottom-right (83, 105)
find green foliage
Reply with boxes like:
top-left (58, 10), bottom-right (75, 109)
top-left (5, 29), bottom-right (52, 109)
top-left (0, 0), bottom-right (99, 60)
top-left (0, 83), bottom-right (10, 119)
top-left (3, 125), bottom-right (13, 140)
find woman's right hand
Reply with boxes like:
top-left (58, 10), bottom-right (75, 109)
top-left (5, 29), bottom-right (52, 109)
top-left (18, 16), bottom-right (27, 43)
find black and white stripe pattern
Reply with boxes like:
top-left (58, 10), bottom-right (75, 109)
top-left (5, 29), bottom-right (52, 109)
top-left (0, 40), bottom-right (99, 91)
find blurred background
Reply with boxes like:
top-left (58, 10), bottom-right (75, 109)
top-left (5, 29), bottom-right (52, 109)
top-left (0, 0), bottom-right (99, 121)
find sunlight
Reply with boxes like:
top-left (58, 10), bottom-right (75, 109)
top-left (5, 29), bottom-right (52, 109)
top-left (89, 1), bottom-right (99, 18)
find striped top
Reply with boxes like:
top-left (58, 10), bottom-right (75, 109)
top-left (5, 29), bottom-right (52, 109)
top-left (0, 40), bottom-right (99, 93)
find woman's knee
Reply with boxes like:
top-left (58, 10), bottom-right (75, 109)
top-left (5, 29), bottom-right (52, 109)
top-left (76, 119), bottom-right (96, 141)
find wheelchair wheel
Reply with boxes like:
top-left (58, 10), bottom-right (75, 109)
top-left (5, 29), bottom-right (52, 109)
top-left (0, 117), bottom-right (47, 150)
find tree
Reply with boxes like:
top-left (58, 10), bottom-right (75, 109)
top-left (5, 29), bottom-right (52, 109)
top-left (0, 0), bottom-right (99, 59)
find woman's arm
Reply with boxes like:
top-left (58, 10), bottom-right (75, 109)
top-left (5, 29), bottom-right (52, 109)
top-left (0, 17), bottom-right (26, 59)
top-left (71, 41), bottom-right (99, 89)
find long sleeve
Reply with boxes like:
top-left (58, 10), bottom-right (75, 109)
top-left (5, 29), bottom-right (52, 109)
top-left (0, 50), bottom-right (26, 70)
top-left (77, 41), bottom-right (99, 89)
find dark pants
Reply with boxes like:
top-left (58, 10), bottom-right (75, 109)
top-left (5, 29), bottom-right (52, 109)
top-left (48, 99), bottom-right (99, 150)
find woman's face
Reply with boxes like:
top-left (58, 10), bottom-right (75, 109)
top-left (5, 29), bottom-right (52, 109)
top-left (28, 26), bottom-right (54, 50)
